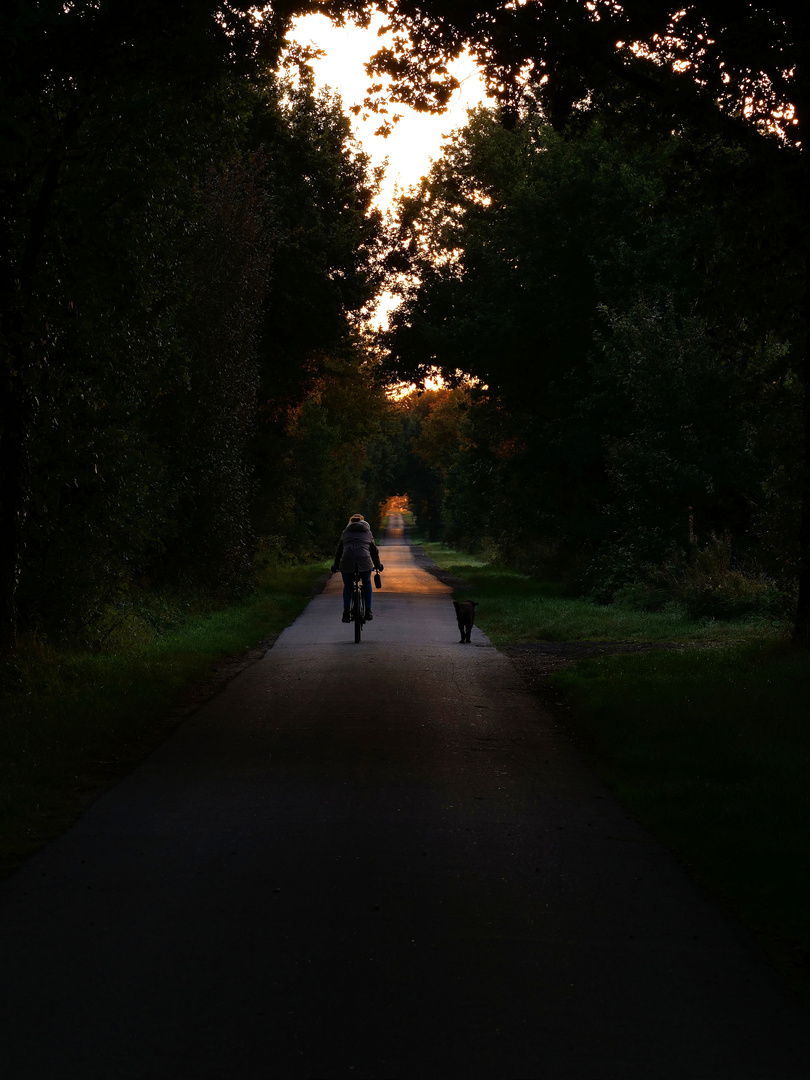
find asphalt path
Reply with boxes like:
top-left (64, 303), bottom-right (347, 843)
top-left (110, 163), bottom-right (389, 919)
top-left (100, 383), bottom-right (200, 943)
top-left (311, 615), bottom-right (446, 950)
top-left (1, 514), bottom-right (809, 1079)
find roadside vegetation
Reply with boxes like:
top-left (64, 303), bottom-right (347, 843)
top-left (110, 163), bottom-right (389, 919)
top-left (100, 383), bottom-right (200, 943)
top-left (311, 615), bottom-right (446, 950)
top-left (0, 559), bottom-right (328, 876)
top-left (420, 535), bottom-right (810, 1001)
top-left (551, 643), bottom-right (810, 1001)
top-left (387, 101), bottom-right (803, 642)
top-left (421, 540), bottom-right (783, 645)
top-left (1, 11), bottom-right (401, 875)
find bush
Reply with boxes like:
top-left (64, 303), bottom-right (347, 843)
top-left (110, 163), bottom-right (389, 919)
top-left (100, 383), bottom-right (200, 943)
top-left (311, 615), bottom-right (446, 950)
top-left (615, 534), bottom-right (789, 620)
top-left (679, 569), bottom-right (786, 620)
top-left (579, 544), bottom-right (640, 605)
top-left (675, 535), bottom-right (786, 619)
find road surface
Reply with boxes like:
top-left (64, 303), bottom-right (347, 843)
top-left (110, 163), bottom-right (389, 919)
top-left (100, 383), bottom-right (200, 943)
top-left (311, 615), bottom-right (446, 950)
top-left (1, 514), bottom-right (809, 1078)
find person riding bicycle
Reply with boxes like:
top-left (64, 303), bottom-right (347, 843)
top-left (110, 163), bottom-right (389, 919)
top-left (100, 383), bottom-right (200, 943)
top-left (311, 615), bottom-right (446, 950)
top-left (331, 514), bottom-right (384, 623)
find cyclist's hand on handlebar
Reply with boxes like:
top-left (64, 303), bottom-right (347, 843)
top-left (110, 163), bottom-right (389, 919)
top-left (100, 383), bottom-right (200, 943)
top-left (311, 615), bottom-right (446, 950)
top-left (330, 564), bottom-right (339, 574)
top-left (376, 564), bottom-right (384, 572)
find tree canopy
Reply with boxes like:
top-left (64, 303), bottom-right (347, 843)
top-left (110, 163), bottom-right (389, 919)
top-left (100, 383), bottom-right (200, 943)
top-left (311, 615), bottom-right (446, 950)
top-left (0, 2), bottom-right (391, 647)
top-left (345, 0), bottom-right (810, 642)
top-left (333, 1), bottom-right (807, 144)
top-left (3, 0), bottom-right (810, 649)
top-left (382, 101), bottom-right (800, 614)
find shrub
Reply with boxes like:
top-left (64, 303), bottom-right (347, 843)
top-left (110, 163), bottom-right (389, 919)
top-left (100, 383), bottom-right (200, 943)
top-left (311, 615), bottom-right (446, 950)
top-left (591, 533), bottom-right (790, 622)
top-left (678, 568), bottom-right (786, 620)
top-left (676, 535), bottom-right (787, 619)
top-left (617, 534), bottom-right (790, 620)
top-left (579, 544), bottom-right (640, 605)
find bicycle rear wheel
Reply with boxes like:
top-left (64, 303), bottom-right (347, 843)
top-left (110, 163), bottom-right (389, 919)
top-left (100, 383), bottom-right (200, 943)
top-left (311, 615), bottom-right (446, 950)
top-left (353, 589), bottom-right (363, 643)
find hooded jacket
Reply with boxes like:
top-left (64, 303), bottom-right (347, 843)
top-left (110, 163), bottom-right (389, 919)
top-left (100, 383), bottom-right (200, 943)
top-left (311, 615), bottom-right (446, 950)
top-left (334, 520), bottom-right (380, 572)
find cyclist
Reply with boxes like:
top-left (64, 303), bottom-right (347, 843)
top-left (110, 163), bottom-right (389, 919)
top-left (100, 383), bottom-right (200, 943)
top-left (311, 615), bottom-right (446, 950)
top-left (331, 514), bottom-right (384, 623)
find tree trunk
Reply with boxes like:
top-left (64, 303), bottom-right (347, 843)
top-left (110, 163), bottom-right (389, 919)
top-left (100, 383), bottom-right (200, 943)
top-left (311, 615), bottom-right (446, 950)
top-left (0, 367), bottom-right (29, 657)
top-left (0, 109), bottom-right (84, 657)
top-left (793, 267), bottom-right (810, 647)
top-left (0, 182), bottom-right (25, 658)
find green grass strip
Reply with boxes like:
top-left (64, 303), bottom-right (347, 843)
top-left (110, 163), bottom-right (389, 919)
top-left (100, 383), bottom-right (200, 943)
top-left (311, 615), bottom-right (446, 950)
top-left (550, 643), bottom-right (810, 998)
top-left (419, 537), bottom-right (809, 998)
top-left (0, 562), bottom-right (328, 872)
top-left (421, 541), bottom-right (784, 645)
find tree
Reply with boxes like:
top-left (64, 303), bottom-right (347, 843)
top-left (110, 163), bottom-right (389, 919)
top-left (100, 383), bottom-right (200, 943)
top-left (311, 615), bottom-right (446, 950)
top-left (384, 102), bottom-right (799, 596)
top-left (244, 74), bottom-right (385, 553)
top-left (346, 0), bottom-right (810, 640)
top-left (0, 1), bottom-right (294, 650)
top-left (0, 4), bottom-right (387, 647)
top-left (155, 152), bottom-right (273, 598)
top-left (334, 1), bottom-right (807, 148)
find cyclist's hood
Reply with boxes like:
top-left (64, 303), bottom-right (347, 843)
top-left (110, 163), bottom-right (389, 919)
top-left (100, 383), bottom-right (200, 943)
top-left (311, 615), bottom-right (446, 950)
top-left (344, 520), bottom-right (371, 535)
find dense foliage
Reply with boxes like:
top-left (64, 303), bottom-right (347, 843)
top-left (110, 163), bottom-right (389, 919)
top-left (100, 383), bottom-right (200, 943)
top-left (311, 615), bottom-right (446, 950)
top-left (385, 103), bottom-right (801, 618)
top-left (0, 3), bottom-right (393, 648)
top-left (336, 0), bottom-right (810, 639)
top-left (3, 0), bottom-right (810, 647)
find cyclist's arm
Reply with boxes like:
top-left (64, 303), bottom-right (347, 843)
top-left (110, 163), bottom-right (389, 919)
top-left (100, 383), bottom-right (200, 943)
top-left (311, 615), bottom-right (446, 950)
top-left (332, 539), bottom-right (344, 573)
top-left (370, 541), bottom-right (383, 571)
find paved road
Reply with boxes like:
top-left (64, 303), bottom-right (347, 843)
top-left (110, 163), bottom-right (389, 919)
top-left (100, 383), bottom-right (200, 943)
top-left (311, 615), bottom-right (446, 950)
top-left (1, 514), bottom-right (809, 1079)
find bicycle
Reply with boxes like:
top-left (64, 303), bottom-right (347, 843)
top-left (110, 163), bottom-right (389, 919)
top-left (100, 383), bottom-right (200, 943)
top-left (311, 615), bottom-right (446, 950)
top-left (349, 563), bottom-right (366, 643)
top-left (337, 562), bottom-right (382, 643)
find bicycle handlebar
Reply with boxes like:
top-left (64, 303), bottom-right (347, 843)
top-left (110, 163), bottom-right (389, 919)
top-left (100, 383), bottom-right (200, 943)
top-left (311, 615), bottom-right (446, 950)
top-left (331, 564), bottom-right (384, 574)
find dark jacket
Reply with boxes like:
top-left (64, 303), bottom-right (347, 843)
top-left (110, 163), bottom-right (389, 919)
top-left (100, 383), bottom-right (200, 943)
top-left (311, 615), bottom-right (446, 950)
top-left (334, 520), bottom-right (381, 572)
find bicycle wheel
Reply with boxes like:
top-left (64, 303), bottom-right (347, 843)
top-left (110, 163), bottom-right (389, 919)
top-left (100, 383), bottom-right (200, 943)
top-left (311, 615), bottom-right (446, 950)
top-left (353, 586), bottom-right (363, 643)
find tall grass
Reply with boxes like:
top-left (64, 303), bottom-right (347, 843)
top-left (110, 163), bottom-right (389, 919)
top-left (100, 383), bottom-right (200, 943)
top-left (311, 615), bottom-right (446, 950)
top-left (0, 562), bottom-right (328, 872)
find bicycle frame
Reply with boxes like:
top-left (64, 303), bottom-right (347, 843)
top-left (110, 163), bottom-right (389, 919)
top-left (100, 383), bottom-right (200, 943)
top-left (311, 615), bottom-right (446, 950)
top-left (350, 564), bottom-right (366, 643)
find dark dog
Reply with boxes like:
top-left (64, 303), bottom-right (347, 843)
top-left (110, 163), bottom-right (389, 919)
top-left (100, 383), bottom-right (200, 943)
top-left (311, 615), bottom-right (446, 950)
top-left (453, 600), bottom-right (478, 643)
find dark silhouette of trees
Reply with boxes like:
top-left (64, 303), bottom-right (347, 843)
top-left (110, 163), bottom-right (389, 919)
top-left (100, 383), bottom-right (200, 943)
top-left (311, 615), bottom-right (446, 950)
top-left (1, 1), bottom-right (295, 649)
top-left (344, 0), bottom-right (810, 640)
top-left (0, 3), bottom-right (386, 649)
top-left (384, 102), bottom-right (800, 612)
top-left (5, 0), bottom-right (810, 645)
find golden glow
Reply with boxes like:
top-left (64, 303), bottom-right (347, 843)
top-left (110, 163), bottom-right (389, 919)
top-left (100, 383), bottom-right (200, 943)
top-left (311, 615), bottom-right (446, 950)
top-left (288, 13), bottom-right (491, 332)
top-left (289, 12), bottom-right (491, 211)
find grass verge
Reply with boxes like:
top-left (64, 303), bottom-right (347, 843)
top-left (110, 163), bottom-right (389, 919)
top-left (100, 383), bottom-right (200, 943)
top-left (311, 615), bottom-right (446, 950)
top-left (0, 561), bottom-right (328, 875)
top-left (419, 537), bottom-right (810, 1000)
top-left (550, 643), bottom-right (810, 1000)
top-left (421, 541), bottom-right (783, 645)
